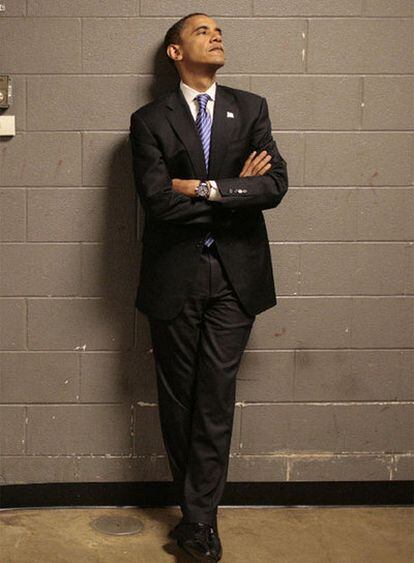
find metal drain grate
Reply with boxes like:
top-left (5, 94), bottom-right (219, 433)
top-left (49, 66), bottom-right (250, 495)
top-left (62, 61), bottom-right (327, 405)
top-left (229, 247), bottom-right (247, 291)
top-left (90, 515), bottom-right (144, 536)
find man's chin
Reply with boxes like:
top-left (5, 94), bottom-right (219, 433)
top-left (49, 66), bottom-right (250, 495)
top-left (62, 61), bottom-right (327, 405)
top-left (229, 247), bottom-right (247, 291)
top-left (207, 59), bottom-right (225, 71)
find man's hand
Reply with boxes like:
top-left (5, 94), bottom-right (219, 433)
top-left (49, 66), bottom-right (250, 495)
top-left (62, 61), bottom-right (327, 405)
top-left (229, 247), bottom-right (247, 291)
top-left (171, 149), bottom-right (272, 198)
top-left (239, 150), bottom-right (271, 177)
top-left (171, 178), bottom-right (199, 197)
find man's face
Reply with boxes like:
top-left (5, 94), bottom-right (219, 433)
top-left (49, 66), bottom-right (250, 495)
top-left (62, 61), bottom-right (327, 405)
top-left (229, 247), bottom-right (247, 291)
top-left (172, 15), bottom-right (225, 71)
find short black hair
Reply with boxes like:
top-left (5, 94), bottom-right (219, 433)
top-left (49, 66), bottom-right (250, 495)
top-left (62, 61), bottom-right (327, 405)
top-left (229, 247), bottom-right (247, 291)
top-left (163, 12), bottom-right (208, 67)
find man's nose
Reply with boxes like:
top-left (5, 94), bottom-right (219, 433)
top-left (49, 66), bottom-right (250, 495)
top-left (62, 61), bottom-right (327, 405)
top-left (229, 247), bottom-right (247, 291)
top-left (211, 33), bottom-right (222, 43)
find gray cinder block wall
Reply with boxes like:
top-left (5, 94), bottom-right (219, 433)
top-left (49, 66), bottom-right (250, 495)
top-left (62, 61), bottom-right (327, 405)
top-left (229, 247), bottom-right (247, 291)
top-left (0, 1), bottom-right (413, 485)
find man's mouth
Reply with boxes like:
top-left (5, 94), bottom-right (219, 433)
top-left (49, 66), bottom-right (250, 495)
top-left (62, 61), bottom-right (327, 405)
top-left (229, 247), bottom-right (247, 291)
top-left (209, 47), bottom-right (224, 52)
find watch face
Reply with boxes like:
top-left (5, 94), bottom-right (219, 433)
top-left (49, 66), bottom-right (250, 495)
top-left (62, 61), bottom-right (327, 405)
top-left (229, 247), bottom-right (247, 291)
top-left (197, 182), bottom-right (209, 197)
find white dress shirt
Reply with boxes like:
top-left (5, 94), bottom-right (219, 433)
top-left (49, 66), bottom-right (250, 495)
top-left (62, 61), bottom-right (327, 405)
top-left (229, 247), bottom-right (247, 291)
top-left (179, 80), bottom-right (222, 200)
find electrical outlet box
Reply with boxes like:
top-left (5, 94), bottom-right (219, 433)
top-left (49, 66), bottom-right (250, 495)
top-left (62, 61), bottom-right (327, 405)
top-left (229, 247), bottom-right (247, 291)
top-left (0, 75), bottom-right (12, 108)
top-left (0, 115), bottom-right (15, 136)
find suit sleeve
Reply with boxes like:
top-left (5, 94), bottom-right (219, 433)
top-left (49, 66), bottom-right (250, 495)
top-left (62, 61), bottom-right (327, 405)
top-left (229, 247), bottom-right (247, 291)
top-left (213, 97), bottom-right (288, 210)
top-left (130, 112), bottom-right (214, 225)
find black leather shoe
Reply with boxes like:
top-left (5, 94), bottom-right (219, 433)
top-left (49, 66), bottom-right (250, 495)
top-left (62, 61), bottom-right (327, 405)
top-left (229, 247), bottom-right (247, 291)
top-left (176, 522), bottom-right (222, 561)
top-left (168, 518), bottom-right (185, 540)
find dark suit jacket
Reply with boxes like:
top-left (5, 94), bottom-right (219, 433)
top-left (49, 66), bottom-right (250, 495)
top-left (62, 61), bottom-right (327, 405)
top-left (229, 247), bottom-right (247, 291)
top-left (130, 84), bottom-right (288, 320)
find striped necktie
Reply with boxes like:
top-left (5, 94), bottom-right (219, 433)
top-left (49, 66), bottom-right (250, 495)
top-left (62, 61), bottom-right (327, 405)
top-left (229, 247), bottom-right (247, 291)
top-left (195, 93), bottom-right (214, 248)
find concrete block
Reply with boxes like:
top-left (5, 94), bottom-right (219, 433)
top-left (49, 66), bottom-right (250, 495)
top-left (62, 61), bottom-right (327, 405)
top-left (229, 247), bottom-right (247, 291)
top-left (0, 407), bottom-right (25, 455)
top-left (357, 188), bottom-right (414, 241)
top-left (27, 76), bottom-right (152, 131)
top-left (294, 350), bottom-right (414, 401)
top-left (0, 133), bottom-right (81, 187)
top-left (83, 18), bottom-right (175, 73)
top-left (298, 243), bottom-right (407, 295)
top-left (236, 351), bottom-right (295, 402)
top-left (82, 133), bottom-right (134, 188)
top-left (247, 297), bottom-right (352, 349)
top-left (0, 189), bottom-right (25, 241)
top-left (0, 0), bottom-right (26, 15)
top-left (241, 403), bottom-right (414, 453)
top-left (0, 299), bottom-right (26, 351)
top-left (252, 76), bottom-right (361, 130)
top-left (363, 77), bottom-right (414, 130)
top-left (27, 298), bottom-right (135, 350)
top-left (393, 455), bottom-right (414, 480)
top-left (27, 189), bottom-right (104, 242)
top-left (407, 244), bottom-right (414, 294)
top-left (217, 18), bottom-right (305, 74)
top-left (215, 74), bottom-right (250, 91)
top-left (363, 0), bottom-right (413, 16)
top-left (77, 455), bottom-right (171, 482)
top-left (254, 0), bottom-right (362, 16)
top-left (265, 189), bottom-right (358, 242)
top-left (80, 352), bottom-right (134, 403)
top-left (290, 455), bottom-right (391, 481)
top-left (269, 133), bottom-right (304, 187)
top-left (351, 297), bottom-right (413, 348)
top-left (0, 352), bottom-right (78, 403)
top-left (27, 405), bottom-right (132, 455)
top-left (27, 0), bottom-right (140, 16)
top-left (228, 455), bottom-right (287, 481)
top-left (308, 18), bottom-right (413, 73)
top-left (27, 188), bottom-right (136, 243)
top-left (305, 133), bottom-right (413, 186)
top-left (79, 242), bottom-right (139, 303)
top-left (0, 18), bottom-right (81, 73)
top-left (0, 456), bottom-right (78, 485)
top-left (0, 243), bottom-right (81, 296)
top-left (270, 243), bottom-right (300, 296)
top-left (141, 0), bottom-right (252, 16)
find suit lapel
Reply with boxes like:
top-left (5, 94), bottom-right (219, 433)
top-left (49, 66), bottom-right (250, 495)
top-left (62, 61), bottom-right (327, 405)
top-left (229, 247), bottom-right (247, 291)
top-left (208, 85), bottom-right (237, 178)
top-left (165, 88), bottom-right (207, 178)
top-left (164, 85), bottom-right (238, 179)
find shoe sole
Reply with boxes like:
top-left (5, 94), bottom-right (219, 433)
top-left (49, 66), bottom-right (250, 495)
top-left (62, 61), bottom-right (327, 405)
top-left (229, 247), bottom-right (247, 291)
top-left (177, 540), bottom-right (222, 562)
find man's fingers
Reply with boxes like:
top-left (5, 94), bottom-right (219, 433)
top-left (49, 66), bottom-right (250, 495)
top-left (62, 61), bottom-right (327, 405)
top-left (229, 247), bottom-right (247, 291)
top-left (247, 151), bottom-right (270, 175)
top-left (257, 162), bottom-right (272, 176)
top-left (239, 151), bottom-right (257, 177)
top-left (251, 150), bottom-right (268, 167)
top-left (239, 150), bottom-right (272, 177)
top-left (253, 155), bottom-right (272, 174)
top-left (252, 153), bottom-right (271, 172)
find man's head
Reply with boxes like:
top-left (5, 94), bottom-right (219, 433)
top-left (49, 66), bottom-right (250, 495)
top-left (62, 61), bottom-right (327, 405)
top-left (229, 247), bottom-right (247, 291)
top-left (164, 13), bottom-right (225, 76)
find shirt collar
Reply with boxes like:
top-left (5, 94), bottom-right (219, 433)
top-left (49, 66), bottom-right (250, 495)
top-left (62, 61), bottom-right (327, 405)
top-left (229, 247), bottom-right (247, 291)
top-left (180, 80), bottom-right (217, 106)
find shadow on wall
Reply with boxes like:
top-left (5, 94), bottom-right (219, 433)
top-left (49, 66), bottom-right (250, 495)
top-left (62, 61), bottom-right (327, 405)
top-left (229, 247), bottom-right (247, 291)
top-left (97, 44), bottom-right (179, 461)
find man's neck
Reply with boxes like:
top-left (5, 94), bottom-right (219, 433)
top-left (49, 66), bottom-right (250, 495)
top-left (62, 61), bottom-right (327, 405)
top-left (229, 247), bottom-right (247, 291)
top-left (179, 71), bottom-right (216, 93)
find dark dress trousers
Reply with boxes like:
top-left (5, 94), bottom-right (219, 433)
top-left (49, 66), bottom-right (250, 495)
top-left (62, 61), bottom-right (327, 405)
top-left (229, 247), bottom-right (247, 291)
top-left (130, 84), bottom-right (288, 526)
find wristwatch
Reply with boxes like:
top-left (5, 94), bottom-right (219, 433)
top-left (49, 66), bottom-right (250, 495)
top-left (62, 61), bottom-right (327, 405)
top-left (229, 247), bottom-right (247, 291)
top-left (195, 180), bottom-right (211, 199)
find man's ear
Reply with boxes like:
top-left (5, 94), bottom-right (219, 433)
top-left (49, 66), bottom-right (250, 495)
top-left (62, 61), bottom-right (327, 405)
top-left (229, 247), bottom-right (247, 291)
top-left (167, 44), bottom-right (183, 62)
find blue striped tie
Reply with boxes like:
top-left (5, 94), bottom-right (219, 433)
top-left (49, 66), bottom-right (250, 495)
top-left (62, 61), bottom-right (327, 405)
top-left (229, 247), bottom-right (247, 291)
top-left (195, 93), bottom-right (214, 248)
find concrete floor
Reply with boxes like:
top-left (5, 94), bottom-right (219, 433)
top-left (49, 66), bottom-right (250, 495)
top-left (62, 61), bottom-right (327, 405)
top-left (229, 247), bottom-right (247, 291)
top-left (0, 506), bottom-right (412, 562)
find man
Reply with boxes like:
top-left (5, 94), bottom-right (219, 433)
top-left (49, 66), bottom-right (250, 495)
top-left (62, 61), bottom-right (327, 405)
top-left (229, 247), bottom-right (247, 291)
top-left (130, 12), bottom-right (288, 561)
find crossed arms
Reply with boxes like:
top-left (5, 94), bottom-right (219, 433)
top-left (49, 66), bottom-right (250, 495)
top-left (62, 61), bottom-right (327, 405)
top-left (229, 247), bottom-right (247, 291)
top-left (130, 97), bottom-right (288, 225)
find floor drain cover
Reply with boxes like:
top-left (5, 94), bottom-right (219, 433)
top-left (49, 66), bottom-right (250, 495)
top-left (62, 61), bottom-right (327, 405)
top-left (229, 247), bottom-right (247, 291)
top-left (90, 515), bottom-right (144, 536)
